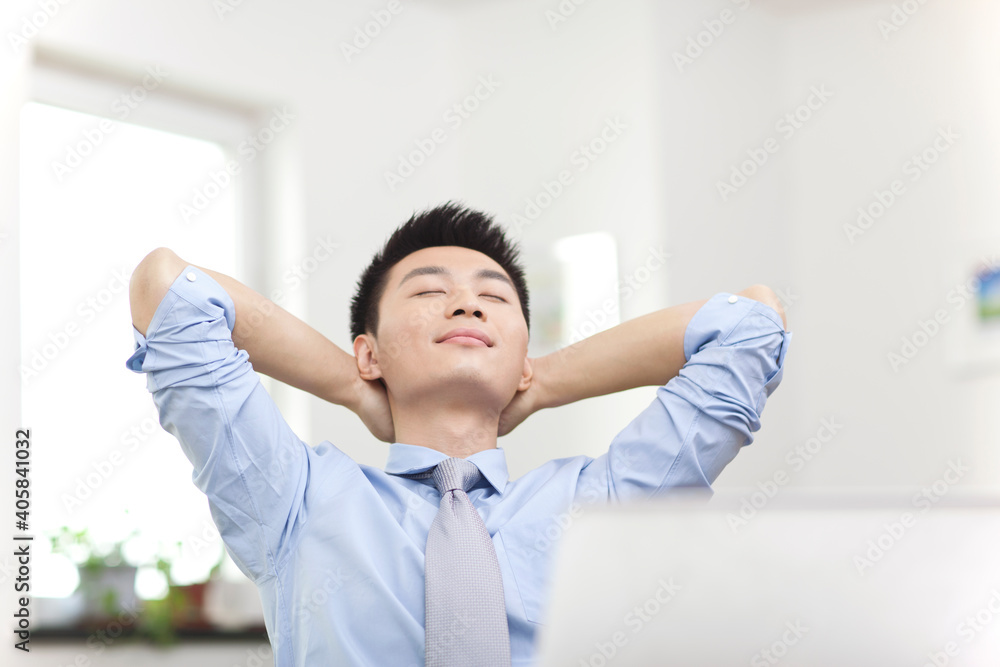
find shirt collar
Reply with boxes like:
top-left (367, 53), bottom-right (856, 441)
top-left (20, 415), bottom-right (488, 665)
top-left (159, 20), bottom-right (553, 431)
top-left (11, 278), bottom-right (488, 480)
top-left (384, 442), bottom-right (509, 495)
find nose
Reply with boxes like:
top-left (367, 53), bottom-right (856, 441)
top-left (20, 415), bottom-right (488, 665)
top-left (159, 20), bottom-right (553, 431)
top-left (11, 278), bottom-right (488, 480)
top-left (447, 286), bottom-right (485, 320)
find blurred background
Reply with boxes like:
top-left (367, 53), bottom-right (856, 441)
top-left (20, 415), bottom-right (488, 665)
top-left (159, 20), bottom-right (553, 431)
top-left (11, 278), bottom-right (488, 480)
top-left (2, 0), bottom-right (999, 664)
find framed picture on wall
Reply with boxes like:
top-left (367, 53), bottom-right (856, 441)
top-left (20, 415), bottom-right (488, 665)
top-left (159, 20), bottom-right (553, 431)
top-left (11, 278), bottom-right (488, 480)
top-left (977, 265), bottom-right (1000, 323)
top-left (946, 247), bottom-right (1000, 377)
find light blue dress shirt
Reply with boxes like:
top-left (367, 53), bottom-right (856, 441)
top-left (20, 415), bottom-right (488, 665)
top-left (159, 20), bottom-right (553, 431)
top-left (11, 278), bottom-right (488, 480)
top-left (125, 265), bottom-right (791, 667)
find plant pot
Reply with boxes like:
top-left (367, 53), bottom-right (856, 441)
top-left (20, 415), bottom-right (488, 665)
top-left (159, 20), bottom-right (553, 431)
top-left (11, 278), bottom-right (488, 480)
top-left (204, 578), bottom-right (266, 630)
top-left (76, 564), bottom-right (138, 623)
top-left (170, 582), bottom-right (212, 630)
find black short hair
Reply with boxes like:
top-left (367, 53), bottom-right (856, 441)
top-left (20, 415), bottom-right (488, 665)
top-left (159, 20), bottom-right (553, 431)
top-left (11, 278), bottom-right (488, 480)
top-left (349, 200), bottom-right (531, 344)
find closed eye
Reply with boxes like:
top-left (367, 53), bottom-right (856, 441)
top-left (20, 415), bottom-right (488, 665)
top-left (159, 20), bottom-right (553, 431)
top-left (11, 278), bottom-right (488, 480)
top-left (416, 291), bottom-right (507, 302)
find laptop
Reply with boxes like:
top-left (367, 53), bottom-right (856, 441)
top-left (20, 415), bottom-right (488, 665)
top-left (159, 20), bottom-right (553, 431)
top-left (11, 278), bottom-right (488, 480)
top-left (534, 489), bottom-right (1000, 666)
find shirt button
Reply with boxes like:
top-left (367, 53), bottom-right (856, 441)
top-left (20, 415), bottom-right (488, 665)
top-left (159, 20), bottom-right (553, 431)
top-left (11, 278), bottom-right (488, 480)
top-left (728, 295), bottom-right (738, 304)
top-left (186, 271), bottom-right (197, 282)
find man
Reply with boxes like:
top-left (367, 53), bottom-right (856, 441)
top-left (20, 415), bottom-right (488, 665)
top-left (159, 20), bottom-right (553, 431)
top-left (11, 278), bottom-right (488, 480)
top-left (126, 201), bottom-right (791, 666)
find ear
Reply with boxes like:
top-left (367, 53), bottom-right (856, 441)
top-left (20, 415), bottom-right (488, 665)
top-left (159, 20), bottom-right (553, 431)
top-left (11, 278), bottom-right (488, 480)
top-left (353, 334), bottom-right (383, 381)
top-left (517, 356), bottom-right (533, 392)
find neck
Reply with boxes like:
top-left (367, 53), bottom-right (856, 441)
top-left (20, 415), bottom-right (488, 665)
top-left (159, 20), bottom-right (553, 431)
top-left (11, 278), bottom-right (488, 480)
top-left (390, 396), bottom-right (500, 459)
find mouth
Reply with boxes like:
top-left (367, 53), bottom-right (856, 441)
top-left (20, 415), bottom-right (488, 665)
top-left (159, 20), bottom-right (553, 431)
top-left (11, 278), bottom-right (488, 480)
top-left (436, 328), bottom-right (493, 347)
top-left (439, 336), bottom-right (489, 348)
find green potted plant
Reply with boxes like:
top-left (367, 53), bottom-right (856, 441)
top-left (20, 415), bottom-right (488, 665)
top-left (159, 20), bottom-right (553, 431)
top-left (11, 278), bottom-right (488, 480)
top-left (136, 550), bottom-right (183, 645)
top-left (168, 549), bottom-right (222, 631)
top-left (48, 526), bottom-right (140, 624)
top-left (50, 527), bottom-right (229, 644)
top-left (138, 541), bottom-right (227, 643)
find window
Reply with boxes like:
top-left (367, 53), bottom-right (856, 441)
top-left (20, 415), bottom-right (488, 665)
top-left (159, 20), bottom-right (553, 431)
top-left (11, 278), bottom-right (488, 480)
top-left (521, 232), bottom-right (620, 360)
top-left (20, 54), bottom-right (299, 612)
top-left (20, 100), bottom-right (242, 596)
top-left (554, 232), bottom-right (621, 347)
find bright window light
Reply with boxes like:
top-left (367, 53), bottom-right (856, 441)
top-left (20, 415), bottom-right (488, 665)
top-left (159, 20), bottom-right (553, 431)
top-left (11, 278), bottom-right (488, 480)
top-left (553, 232), bottom-right (620, 346)
top-left (19, 101), bottom-right (239, 593)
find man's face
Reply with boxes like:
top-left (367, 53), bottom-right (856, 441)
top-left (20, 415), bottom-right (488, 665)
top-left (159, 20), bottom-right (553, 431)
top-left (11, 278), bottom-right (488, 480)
top-left (354, 245), bottom-right (531, 410)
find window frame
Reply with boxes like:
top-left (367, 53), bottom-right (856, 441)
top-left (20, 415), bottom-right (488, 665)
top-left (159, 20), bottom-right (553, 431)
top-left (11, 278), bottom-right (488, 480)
top-left (24, 46), bottom-right (309, 442)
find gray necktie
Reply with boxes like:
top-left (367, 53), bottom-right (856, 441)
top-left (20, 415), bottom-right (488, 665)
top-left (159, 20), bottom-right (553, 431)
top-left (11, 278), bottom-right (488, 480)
top-left (409, 457), bottom-right (511, 666)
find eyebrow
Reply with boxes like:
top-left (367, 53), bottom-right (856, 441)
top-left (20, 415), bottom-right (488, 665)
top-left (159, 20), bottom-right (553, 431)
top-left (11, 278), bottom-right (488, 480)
top-left (396, 265), bottom-right (515, 292)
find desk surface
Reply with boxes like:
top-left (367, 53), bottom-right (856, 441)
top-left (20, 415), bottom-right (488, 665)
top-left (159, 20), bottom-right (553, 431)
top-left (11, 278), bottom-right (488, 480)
top-left (534, 491), bottom-right (1000, 666)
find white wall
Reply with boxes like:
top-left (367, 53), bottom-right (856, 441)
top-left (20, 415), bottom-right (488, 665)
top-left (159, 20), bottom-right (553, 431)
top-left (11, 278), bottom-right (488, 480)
top-left (708, 0), bottom-right (1000, 491)
top-left (432, 0), bottom-right (676, 477)
top-left (423, 0), bottom-right (1000, 494)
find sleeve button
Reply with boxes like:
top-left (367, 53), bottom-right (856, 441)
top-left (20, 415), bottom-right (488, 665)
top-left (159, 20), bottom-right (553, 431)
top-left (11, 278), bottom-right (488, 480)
top-left (186, 271), bottom-right (197, 282)
top-left (727, 295), bottom-right (738, 304)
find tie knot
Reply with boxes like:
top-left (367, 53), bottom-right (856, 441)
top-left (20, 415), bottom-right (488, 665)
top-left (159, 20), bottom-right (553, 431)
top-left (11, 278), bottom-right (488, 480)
top-left (432, 457), bottom-right (483, 496)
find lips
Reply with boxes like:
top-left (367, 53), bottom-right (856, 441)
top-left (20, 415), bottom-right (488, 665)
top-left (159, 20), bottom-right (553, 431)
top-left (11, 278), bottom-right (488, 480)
top-left (436, 328), bottom-right (493, 347)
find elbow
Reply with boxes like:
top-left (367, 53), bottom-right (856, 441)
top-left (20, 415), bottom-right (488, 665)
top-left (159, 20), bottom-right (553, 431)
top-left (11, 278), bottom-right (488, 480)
top-left (131, 247), bottom-right (182, 300)
top-left (136, 246), bottom-right (180, 273)
top-left (738, 284), bottom-right (787, 331)
top-left (130, 247), bottom-right (187, 336)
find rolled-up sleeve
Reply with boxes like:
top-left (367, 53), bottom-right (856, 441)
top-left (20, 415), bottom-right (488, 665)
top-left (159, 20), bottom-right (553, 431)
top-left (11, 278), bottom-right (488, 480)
top-left (125, 265), bottom-right (308, 583)
top-left (577, 293), bottom-right (792, 503)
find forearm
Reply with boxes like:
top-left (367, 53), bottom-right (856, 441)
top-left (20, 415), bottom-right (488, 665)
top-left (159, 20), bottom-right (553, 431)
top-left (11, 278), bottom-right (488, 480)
top-left (534, 285), bottom-right (787, 410)
top-left (536, 297), bottom-right (708, 410)
top-left (194, 265), bottom-right (359, 409)
top-left (129, 248), bottom-right (360, 411)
